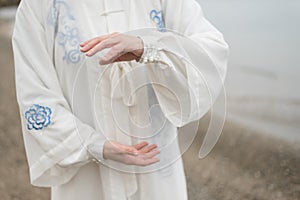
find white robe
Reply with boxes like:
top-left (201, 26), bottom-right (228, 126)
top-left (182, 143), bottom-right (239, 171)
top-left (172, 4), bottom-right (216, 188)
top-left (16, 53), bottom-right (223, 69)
top-left (12, 0), bottom-right (229, 199)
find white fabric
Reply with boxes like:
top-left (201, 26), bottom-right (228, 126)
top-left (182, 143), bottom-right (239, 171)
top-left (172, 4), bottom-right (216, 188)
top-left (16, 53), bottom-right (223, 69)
top-left (12, 0), bottom-right (229, 199)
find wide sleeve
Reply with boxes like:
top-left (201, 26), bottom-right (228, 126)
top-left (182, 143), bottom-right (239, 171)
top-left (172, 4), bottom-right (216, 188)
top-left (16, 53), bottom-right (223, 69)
top-left (12, 0), bottom-right (106, 187)
top-left (137, 0), bottom-right (229, 127)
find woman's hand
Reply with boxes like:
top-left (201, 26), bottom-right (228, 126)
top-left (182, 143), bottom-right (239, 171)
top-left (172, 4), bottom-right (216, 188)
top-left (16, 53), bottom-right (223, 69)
top-left (103, 140), bottom-right (160, 166)
top-left (80, 32), bottom-right (144, 65)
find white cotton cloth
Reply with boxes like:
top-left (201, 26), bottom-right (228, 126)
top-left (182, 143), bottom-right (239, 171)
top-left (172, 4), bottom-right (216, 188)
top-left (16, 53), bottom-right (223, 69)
top-left (12, 0), bottom-right (229, 199)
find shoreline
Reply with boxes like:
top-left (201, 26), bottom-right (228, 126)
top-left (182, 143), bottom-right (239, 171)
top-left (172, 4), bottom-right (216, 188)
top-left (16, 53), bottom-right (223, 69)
top-left (183, 115), bottom-right (300, 200)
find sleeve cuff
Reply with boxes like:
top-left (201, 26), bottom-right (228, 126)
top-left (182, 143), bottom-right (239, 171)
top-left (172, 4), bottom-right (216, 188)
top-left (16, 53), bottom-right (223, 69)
top-left (87, 138), bottom-right (107, 164)
top-left (137, 35), bottom-right (161, 63)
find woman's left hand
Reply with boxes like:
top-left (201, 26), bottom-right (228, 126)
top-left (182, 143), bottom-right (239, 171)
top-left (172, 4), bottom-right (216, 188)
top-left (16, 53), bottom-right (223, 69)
top-left (80, 32), bottom-right (144, 65)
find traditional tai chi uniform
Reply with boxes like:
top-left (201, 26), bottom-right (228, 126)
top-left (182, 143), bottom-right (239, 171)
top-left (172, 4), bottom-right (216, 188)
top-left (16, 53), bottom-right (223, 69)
top-left (12, 0), bottom-right (229, 199)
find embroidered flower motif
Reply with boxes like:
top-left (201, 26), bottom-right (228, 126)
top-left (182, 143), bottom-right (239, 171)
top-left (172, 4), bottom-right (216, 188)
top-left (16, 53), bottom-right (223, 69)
top-left (58, 26), bottom-right (82, 64)
top-left (47, 1), bottom-right (75, 26)
top-left (47, 0), bottom-right (82, 64)
top-left (25, 104), bottom-right (52, 131)
top-left (150, 9), bottom-right (165, 32)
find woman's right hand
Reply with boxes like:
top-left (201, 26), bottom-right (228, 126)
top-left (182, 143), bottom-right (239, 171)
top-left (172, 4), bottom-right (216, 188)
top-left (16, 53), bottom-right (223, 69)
top-left (102, 140), bottom-right (160, 166)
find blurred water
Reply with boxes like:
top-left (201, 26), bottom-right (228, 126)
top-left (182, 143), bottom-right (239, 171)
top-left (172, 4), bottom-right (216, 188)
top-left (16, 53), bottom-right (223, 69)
top-left (198, 0), bottom-right (300, 141)
top-left (0, 6), bottom-right (16, 18)
top-left (199, 0), bottom-right (300, 96)
top-left (0, 6), bottom-right (15, 38)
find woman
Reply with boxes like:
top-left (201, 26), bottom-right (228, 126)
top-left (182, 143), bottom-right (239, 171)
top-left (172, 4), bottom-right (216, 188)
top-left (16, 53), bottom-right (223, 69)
top-left (12, 0), bottom-right (229, 199)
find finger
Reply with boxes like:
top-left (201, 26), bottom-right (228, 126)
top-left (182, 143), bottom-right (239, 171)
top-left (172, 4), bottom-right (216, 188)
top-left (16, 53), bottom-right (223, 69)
top-left (80, 36), bottom-right (100, 47)
top-left (80, 32), bottom-right (119, 48)
top-left (126, 150), bottom-right (160, 166)
top-left (99, 45), bottom-right (126, 65)
top-left (108, 141), bottom-right (138, 155)
top-left (85, 37), bottom-right (118, 57)
top-left (81, 36), bottom-right (112, 52)
top-left (139, 144), bottom-right (158, 153)
top-left (137, 157), bottom-right (160, 166)
top-left (146, 157), bottom-right (160, 165)
top-left (134, 141), bottom-right (149, 150)
top-left (122, 146), bottom-right (139, 155)
top-left (80, 35), bottom-right (107, 50)
top-left (80, 33), bottom-right (120, 53)
top-left (142, 149), bottom-right (160, 159)
top-left (80, 37), bottom-right (103, 52)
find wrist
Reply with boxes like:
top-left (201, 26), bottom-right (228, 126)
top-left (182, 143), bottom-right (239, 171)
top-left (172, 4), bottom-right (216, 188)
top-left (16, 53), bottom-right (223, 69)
top-left (87, 138), bottom-right (107, 163)
top-left (133, 36), bottom-right (144, 62)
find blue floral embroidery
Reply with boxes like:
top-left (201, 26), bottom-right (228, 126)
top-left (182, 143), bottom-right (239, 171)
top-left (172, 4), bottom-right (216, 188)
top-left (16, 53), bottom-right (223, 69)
top-left (25, 104), bottom-right (52, 131)
top-left (150, 9), bottom-right (165, 32)
top-left (57, 26), bottom-right (82, 64)
top-left (47, 0), bottom-right (82, 64)
top-left (47, 1), bottom-right (75, 27)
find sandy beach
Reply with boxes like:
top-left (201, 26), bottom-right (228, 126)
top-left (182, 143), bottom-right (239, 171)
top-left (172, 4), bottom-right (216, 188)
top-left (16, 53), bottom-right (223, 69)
top-left (1, 1), bottom-right (300, 199)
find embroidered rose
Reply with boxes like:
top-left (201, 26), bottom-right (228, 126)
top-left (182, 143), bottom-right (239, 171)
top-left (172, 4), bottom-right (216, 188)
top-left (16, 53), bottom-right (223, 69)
top-left (25, 104), bottom-right (52, 131)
